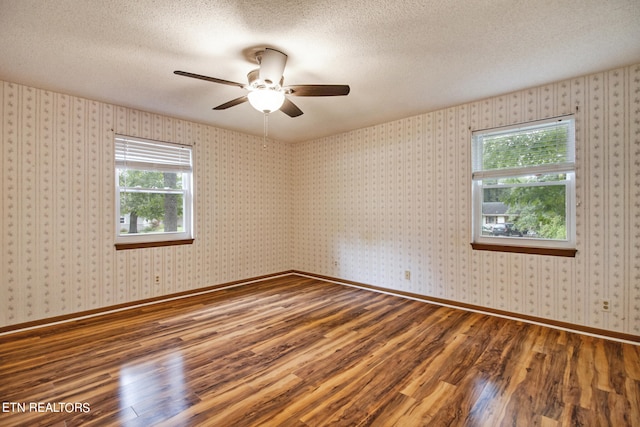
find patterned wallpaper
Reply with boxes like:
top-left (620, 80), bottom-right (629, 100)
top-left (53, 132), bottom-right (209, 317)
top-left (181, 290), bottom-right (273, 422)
top-left (293, 64), bottom-right (640, 335)
top-left (2, 63), bottom-right (639, 336)
top-left (0, 82), bottom-right (292, 327)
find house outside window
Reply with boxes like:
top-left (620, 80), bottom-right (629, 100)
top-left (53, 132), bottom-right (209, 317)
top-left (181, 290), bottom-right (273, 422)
top-left (471, 116), bottom-right (576, 254)
top-left (115, 135), bottom-right (193, 248)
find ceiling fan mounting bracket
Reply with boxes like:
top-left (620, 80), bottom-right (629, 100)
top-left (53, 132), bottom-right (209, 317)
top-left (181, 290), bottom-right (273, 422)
top-left (254, 50), bottom-right (265, 64)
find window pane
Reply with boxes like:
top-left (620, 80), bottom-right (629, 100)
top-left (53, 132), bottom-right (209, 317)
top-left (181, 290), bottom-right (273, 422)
top-left (477, 121), bottom-right (572, 172)
top-left (118, 169), bottom-right (186, 236)
top-left (118, 191), bottom-right (185, 235)
top-left (481, 183), bottom-right (567, 240)
top-left (118, 169), bottom-right (184, 190)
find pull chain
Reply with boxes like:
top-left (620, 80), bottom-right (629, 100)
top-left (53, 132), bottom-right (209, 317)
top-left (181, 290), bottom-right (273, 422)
top-left (263, 112), bottom-right (269, 149)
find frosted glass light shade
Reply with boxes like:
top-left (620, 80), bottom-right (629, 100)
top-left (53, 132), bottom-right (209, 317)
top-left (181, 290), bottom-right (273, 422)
top-left (248, 89), bottom-right (285, 113)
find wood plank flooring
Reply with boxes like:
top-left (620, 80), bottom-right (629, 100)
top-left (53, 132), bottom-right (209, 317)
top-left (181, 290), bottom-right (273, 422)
top-left (0, 275), bottom-right (638, 426)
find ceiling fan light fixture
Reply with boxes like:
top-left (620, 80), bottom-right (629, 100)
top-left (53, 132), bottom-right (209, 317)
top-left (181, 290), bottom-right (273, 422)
top-left (247, 88), bottom-right (285, 113)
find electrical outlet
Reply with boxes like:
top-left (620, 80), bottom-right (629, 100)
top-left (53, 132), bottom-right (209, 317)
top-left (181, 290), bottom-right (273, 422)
top-left (333, 260), bottom-right (338, 267)
top-left (155, 275), bottom-right (160, 285)
top-left (404, 270), bottom-right (411, 280)
top-left (602, 300), bottom-right (610, 312)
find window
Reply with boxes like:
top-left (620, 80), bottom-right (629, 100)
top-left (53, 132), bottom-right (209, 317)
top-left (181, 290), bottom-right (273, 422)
top-left (471, 116), bottom-right (576, 255)
top-left (115, 135), bottom-right (193, 248)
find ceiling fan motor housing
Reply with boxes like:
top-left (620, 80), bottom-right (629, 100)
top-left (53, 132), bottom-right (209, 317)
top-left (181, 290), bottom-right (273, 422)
top-left (256, 48), bottom-right (288, 86)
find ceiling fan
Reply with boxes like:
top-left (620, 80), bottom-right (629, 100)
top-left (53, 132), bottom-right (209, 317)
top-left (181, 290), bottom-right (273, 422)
top-left (174, 48), bottom-right (350, 117)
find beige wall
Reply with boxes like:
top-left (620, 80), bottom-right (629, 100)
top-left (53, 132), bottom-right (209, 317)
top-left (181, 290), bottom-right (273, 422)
top-left (293, 64), bottom-right (640, 336)
top-left (2, 63), bottom-right (639, 336)
top-left (0, 82), bottom-right (293, 327)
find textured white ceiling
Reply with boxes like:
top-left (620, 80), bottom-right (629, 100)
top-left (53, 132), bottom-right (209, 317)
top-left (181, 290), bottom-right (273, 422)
top-left (1, 0), bottom-right (639, 143)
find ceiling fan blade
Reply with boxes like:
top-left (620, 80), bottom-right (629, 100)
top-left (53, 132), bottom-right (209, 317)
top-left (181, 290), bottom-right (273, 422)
top-left (174, 70), bottom-right (245, 88)
top-left (280, 97), bottom-right (303, 117)
top-left (285, 84), bottom-right (350, 96)
top-left (213, 95), bottom-right (248, 110)
top-left (259, 48), bottom-right (287, 85)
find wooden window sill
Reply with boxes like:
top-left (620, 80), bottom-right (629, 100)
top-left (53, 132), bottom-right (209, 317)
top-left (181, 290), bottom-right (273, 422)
top-left (115, 239), bottom-right (194, 250)
top-left (471, 243), bottom-right (577, 257)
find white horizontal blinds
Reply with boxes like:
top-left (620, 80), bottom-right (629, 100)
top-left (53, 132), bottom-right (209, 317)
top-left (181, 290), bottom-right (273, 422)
top-left (472, 116), bottom-right (574, 180)
top-left (115, 135), bottom-right (192, 173)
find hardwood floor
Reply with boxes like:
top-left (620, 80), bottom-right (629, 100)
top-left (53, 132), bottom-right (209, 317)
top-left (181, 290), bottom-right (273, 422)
top-left (0, 275), bottom-right (638, 426)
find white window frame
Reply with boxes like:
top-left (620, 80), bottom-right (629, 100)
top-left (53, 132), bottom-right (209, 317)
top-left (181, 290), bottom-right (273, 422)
top-left (471, 115), bottom-right (576, 252)
top-left (115, 134), bottom-right (193, 246)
